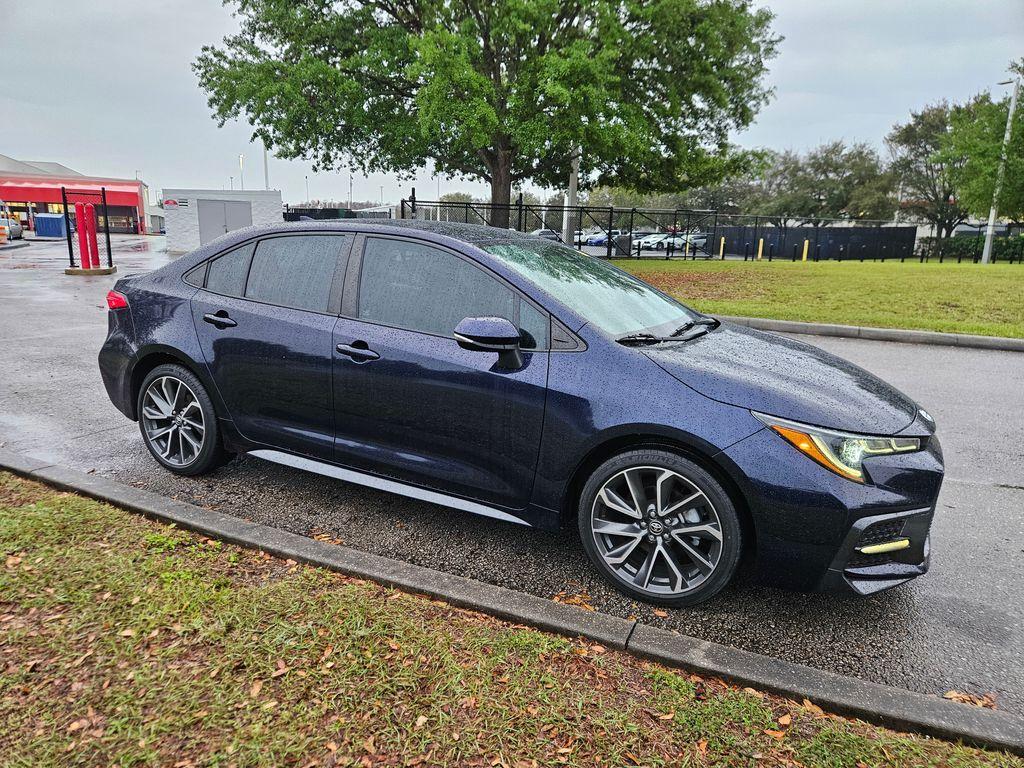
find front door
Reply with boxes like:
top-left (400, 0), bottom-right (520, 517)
top-left (191, 233), bottom-right (351, 458)
top-left (332, 235), bottom-right (550, 510)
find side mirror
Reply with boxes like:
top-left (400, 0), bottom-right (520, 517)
top-left (454, 316), bottom-right (523, 369)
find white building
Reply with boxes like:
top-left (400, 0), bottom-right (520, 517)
top-left (161, 188), bottom-right (283, 253)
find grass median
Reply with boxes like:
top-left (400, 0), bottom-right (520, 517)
top-left (612, 260), bottom-right (1024, 339)
top-left (2, 471), bottom-right (1021, 767)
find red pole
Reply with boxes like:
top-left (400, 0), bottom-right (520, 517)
top-left (84, 203), bottom-right (100, 269)
top-left (74, 202), bottom-right (89, 269)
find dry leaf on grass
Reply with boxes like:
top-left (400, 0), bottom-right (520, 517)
top-left (802, 698), bottom-right (825, 715)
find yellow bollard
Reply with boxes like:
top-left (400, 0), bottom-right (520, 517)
top-left (756, 238), bottom-right (763, 260)
top-left (801, 239), bottom-right (809, 262)
top-left (719, 236), bottom-right (725, 259)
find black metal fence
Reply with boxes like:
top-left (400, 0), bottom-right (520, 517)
top-left (398, 192), bottom-right (932, 262)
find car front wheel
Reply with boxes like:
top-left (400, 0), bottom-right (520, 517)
top-left (137, 363), bottom-right (226, 475)
top-left (578, 449), bottom-right (742, 607)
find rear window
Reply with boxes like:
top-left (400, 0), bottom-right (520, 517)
top-left (244, 235), bottom-right (347, 313)
top-left (204, 243), bottom-right (255, 297)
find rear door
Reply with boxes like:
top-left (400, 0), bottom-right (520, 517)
top-left (331, 235), bottom-right (550, 509)
top-left (191, 233), bottom-right (351, 459)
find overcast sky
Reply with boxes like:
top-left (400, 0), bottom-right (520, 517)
top-left (2, 0), bottom-right (1021, 205)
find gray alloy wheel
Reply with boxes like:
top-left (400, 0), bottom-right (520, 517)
top-left (137, 363), bottom-right (226, 476)
top-left (579, 450), bottom-right (742, 606)
top-left (141, 376), bottom-right (206, 467)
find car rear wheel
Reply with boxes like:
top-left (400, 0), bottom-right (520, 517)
top-left (578, 449), bottom-right (742, 607)
top-left (137, 364), bottom-right (226, 475)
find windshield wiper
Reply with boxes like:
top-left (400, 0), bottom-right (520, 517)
top-left (669, 317), bottom-right (720, 337)
top-left (615, 332), bottom-right (668, 346)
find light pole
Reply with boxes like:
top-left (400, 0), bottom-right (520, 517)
top-left (380, 185), bottom-right (384, 205)
top-left (562, 147), bottom-right (581, 246)
top-left (262, 142), bottom-right (269, 191)
top-left (238, 154), bottom-right (245, 191)
top-left (229, 176), bottom-right (234, 190)
top-left (982, 76), bottom-right (1020, 264)
top-left (305, 175), bottom-right (310, 202)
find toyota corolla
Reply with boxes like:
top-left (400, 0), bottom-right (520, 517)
top-left (99, 221), bottom-right (943, 606)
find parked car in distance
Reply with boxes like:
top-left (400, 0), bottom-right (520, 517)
top-left (658, 232), bottom-right (708, 254)
top-left (586, 229), bottom-right (622, 246)
top-left (99, 221), bottom-right (943, 606)
top-left (637, 232), bottom-right (669, 250)
top-left (2, 218), bottom-right (24, 239)
top-left (573, 230), bottom-right (587, 246)
top-left (530, 228), bottom-right (560, 241)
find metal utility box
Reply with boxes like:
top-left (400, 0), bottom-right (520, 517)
top-left (161, 189), bottom-right (282, 253)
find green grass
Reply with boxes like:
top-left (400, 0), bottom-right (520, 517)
top-left (612, 259), bottom-right (1024, 338)
top-left (2, 472), bottom-right (1020, 767)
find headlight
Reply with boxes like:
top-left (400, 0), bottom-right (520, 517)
top-left (753, 412), bottom-right (920, 483)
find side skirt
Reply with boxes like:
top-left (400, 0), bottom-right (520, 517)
top-left (248, 449), bottom-right (532, 528)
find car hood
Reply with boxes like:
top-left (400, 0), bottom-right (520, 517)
top-left (645, 323), bottom-right (919, 435)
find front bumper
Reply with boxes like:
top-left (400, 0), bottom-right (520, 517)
top-left (719, 425), bottom-right (943, 594)
top-left (817, 506), bottom-right (933, 595)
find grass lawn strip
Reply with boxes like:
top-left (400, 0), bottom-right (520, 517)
top-left (613, 260), bottom-right (1024, 339)
top-left (1, 471), bottom-right (1020, 767)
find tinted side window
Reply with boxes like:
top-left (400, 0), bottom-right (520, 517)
top-left (245, 235), bottom-right (346, 313)
top-left (183, 263), bottom-right (206, 288)
top-left (359, 238), bottom-right (515, 336)
top-left (519, 300), bottom-right (549, 350)
top-left (205, 242), bottom-right (255, 297)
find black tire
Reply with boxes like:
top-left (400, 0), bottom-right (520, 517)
top-left (578, 449), bottom-right (742, 607)
top-left (136, 363), bottom-right (227, 476)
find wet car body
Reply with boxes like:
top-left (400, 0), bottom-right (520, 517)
top-left (100, 220), bottom-right (942, 599)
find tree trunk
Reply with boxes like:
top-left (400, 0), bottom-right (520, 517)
top-left (488, 151), bottom-right (513, 229)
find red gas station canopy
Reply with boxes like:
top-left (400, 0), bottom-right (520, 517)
top-left (0, 175), bottom-right (144, 208)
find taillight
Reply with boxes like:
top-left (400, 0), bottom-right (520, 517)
top-left (106, 290), bottom-right (129, 310)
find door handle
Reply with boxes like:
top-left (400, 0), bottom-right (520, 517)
top-left (336, 342), bottom-right (380, 362)
top-left (203, 311), bottom-right (237, 329)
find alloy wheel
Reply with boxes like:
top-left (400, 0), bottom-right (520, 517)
top-left (141, 376), bottom-right (206, 467)
top-left (590, 465), bottom-right (724, 596)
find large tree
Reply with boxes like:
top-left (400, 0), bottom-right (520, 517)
top-left (886, 103), bottom-right (968, 250)
top-left (942, 90), bottom-right (1024, 223)
top-left (194, 0), bottom-right (779, 226)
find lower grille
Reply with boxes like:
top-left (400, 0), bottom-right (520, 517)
top-left (847, 519), bottom-right (906, 568)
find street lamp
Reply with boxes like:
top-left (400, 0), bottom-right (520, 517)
top-left (238, 154), bottom-right (245, 191)
top-left (305, 175), bottom-right (310, 202)
top-left (982, 76), bottom-right (1020, 264)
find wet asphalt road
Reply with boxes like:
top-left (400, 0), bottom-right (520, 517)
top-left (2, 235), bottom-right (1022, 715)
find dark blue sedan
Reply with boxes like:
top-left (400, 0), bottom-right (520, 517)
top-left (99, 221), bottom-right (943, 606)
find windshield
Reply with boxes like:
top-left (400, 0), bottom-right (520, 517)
top-left (482, 240), bottom-right (699, 337)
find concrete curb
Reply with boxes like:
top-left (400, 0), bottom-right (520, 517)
top-left (1, 448), bottom-right (1021, 756)
top-left (720, 315), bottom-right (1024, 352)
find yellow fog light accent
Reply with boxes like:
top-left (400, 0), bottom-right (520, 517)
top-left (857, 538), bottom-right (911, 555)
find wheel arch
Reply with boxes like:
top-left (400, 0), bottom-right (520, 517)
top-left (560, 428), bottom-right (757, 565)
top-left (127, 346), bottom-right (218, 421)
